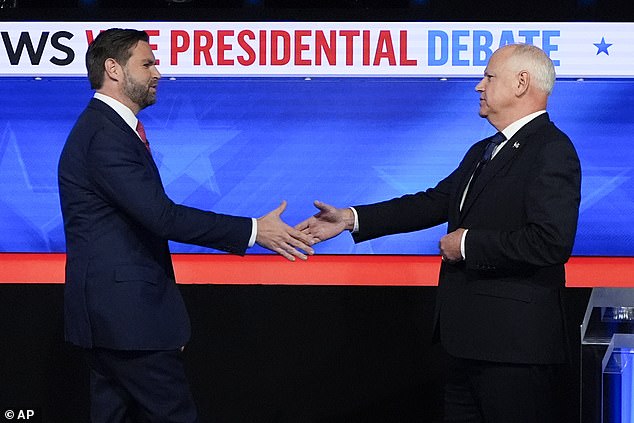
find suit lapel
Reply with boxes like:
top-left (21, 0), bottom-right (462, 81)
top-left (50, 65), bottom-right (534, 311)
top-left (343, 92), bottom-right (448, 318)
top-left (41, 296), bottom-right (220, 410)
top-left (452, 149), bottom-right (482, 223)
top-left (458, 140), bottom-right (520, 220)
top-left (458, 113), bottom-right (551, 222)
top-left (89, 98), bottom-right (160, 174)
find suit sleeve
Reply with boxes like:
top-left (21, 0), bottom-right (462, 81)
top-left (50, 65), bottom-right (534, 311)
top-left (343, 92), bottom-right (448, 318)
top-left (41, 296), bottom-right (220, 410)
top-left (352, 164), bottom-right (462, 243)
top-left (465, 137), bottom-right (581, 269)
top-left (87, 129), bottom-right (252, 254)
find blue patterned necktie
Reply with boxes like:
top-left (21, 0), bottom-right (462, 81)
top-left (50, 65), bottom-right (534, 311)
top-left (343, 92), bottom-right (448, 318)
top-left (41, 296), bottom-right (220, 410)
top-left (480, 131), bottom-right (506, 164)
top-left (464, 132), bottom-right (506, 204)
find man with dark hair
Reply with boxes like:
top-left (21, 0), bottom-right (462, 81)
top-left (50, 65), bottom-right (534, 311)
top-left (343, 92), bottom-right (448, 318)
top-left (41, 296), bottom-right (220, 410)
top-left (58, 28), bottom-right (314, 422)
top-left (85, 29), bottom-right (149, 90)
top-left (298, 43), bottom-right (581, 422)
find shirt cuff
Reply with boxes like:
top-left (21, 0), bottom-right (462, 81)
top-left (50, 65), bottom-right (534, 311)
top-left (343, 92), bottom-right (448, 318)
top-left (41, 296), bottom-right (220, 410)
top-left (349, 207), bottom-right (359, 233)
top-left (248, 218), bottom-right (257, 248)
top-left (460, 229), bottom-right (468, 260)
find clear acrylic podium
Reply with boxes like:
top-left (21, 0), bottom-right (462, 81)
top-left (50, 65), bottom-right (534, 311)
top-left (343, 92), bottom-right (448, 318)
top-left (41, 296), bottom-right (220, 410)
top-left (602, 334), bottom-right (634, 423)
top-left (581, 288), bottom-right (634, 423)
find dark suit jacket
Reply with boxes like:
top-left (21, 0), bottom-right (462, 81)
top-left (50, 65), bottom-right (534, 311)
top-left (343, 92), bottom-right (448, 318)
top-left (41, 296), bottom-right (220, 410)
top-left (353, 113), bottom-right (581, 364)
top-left (58, 98), bottom-right (253, 350)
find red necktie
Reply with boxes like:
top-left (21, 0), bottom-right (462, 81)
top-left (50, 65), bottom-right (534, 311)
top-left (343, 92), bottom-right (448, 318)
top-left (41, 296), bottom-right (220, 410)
top-left (136, 120), bottom-right (151, 153)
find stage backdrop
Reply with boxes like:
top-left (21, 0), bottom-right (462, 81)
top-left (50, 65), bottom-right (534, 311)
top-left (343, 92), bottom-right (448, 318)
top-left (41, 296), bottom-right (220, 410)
top-left (0, 21), bottom-right (632, 284)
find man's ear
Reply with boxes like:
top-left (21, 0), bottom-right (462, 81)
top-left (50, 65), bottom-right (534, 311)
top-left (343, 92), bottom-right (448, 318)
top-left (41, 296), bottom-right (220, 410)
top-left (104, 58), bottom-right (121, 82)
top-left (516, 70), bottom-right (530, 97)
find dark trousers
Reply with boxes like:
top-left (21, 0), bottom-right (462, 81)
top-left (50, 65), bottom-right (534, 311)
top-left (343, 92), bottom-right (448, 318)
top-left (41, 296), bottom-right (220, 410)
top-left (443, 353), bottom-right (561, 423)
top-left (84, 348), bottom-right (199, 423)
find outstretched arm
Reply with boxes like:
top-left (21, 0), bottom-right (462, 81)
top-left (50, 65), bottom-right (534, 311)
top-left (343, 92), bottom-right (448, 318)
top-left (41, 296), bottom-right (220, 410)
top-left (295, 200), bottom-right (356, 244)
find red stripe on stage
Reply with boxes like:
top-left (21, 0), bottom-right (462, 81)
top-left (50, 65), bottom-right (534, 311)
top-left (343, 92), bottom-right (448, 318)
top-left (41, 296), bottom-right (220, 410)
top-left (0, 253), bottom-right (632, 287)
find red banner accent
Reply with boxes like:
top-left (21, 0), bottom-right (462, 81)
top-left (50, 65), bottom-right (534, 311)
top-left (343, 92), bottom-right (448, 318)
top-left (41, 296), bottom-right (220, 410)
top-left (0, 254), bottom-right (631, 287)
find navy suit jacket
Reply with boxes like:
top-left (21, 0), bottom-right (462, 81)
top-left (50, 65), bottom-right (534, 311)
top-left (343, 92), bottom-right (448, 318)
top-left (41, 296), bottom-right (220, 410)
top-left (58, 98), bottom-right (253, 350)
top-left (353, 113), bottom-right (581, 364)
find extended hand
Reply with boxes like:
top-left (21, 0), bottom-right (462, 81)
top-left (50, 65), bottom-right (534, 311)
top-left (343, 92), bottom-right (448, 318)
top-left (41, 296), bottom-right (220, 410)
top-left (439, 228), bottom-right (466, 263)
top-left (256, 201), bottom-right (315, 261)
top-left (295, 200), bottom-right (355, 244)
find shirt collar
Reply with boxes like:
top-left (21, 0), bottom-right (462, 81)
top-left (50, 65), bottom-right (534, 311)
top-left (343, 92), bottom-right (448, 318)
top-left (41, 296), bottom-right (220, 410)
top-left (93, 92), bottom-right (138, 132)
top-left (500, 110), bottom-right (546, 141)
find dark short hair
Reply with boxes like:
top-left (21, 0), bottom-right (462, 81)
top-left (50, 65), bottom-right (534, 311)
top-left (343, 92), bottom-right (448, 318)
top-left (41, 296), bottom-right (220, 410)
top-left (86, 28), bottom-right (149, 90)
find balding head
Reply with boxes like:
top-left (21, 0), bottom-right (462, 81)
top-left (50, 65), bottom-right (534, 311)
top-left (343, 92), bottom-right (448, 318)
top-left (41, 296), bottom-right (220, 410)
top-left (475, 44), bottom-right (555, 131)
top-left (503, 43), bottom-right (556, 95)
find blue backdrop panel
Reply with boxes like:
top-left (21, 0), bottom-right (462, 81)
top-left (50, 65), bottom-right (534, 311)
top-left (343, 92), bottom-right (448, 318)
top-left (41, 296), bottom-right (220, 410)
top-left (0, 77), bottom-right (631, 255)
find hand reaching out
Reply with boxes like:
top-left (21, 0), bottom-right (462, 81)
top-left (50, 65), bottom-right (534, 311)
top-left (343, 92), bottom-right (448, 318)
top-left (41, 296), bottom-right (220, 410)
top-left (256, 201), bottom-right (315, 261)
top-left (295, 200), bottom-right (355, 244)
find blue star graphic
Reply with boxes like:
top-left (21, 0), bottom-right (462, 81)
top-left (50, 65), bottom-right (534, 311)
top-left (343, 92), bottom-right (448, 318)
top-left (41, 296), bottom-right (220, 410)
top-left (594, 37), bottom-right (613, 55)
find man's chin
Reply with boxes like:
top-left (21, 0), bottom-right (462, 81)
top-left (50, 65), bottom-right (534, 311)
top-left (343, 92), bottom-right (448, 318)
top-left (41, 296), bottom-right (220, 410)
top-left (138, 97), bottom-right (157, 110)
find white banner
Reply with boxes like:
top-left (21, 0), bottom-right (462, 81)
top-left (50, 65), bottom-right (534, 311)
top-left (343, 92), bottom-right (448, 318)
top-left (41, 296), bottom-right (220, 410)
top-left (0, 21), bottom-right (631, 77)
